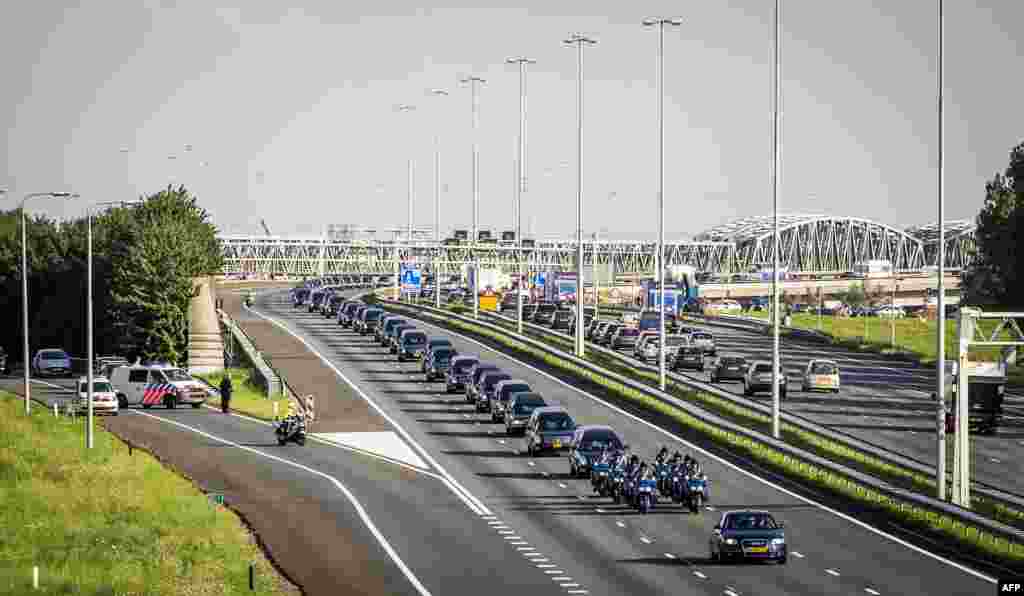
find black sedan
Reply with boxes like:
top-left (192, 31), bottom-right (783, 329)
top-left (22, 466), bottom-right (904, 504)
top-left (709, 510), bottom-right (787, 564)
top-left (709, 355), bottom-right (749, 383)
top-left (567, 425), bottom-right (623, 478)
top-left (672, 346), bottom-right (706, 372)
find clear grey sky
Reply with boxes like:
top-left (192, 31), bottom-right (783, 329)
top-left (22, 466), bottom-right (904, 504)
top-left (2, 1), bottom-right (1021, 240)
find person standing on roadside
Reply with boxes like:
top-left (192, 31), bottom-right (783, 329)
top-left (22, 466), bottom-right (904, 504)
top-left (219, 375), bottom-right (233, 414)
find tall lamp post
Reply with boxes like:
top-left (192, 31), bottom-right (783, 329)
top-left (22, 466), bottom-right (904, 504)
top-left (507, 57), bottom-right (535, 334)
top-left (935, 0), bottom-right (947, 501)
top-left (396, 104), bottom-right (417, 301)
top-left (770, 0), bottom-right (783, 439)
top-left (460, 75), bottom-right (486, 319)
top-left (86, 200), bottom-right (141, 448)
top-left (643, 16), bottom-right (683, 391)
top-left (427, 89), bottom-right (449, 309)
top-left (12, 192), bottom-right (79, 415)
top-left (564, 33), bottom-right (597, 358)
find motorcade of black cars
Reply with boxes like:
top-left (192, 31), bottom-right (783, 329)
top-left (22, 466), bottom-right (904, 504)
top-left (465, 362), bottom-right (500, 403)
top-left (526, 407), bottom-right (577, 456)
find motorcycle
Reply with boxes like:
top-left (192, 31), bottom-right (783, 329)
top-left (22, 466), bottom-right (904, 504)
top-left (275, 414), bottom-right (307, 446)
top-left (609, 466), bottom-right (626, 504)
top-left (655, 460), bottom-right (672, 496)
top-left (591, 460), bottom-right (612, 496)
top-left (636, 476), bottom-right (658, 514)
top-left (683, 474), bottom-right (709, 513)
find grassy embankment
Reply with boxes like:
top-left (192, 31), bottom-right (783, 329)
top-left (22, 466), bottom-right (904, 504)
top-left (377, 297), bottom-right (1024, 569)
top-left (196, 368), bottom-right (290, 421)
top-left (0, 391), bottom-right (293, 595)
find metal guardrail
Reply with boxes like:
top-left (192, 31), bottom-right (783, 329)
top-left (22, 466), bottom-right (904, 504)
top-left (382, 297), bottom-right (1024, 548)
top-left (217, 309), bottom-right (282, 398)
top-left (479, 308), bottom-right (1024, 509)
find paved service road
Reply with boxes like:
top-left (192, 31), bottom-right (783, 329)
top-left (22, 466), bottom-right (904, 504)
top-left (254, 289), bottom-right (995, 596)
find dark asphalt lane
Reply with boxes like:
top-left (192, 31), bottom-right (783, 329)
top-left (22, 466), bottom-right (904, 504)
top-left (0, 376), bottom-right (573, 596)
top-left (256, 290), bottom-right (995, 596)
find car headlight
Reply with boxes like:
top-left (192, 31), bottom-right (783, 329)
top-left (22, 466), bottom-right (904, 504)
top-left (725, 538), bottom-right (737, 545)
top-left (771, 538), bottom-right (785, 546)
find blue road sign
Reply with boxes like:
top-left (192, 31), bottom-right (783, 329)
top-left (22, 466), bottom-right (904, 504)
top-left (400, 266), bottom-right (421, 295)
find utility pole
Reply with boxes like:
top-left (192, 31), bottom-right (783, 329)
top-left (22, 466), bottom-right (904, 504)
top-left (935, 0), bottom-right (947, 501)
top-left (770, 0), bottom-right (783, 439)
top-left (396, 104), bottom-right (416, 302)
top-left (461, 75), bottom-right (486, 319)
top-left (428, 89), bottom-right (449, 309)
top-left (564, 33), bottom-right (597, 358)
top-left (507, 57), bottom-right (535, 335)
top-left (643, 16), bottom-right (683, 391)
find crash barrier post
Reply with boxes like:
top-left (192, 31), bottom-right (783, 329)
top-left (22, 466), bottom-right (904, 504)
top-left (217, 308), bottom-right (282, 398)
top-left (33, 566), bottom-right (38, 590)
top-left (377, 296), bottom-right (1024, 551)
top-left (479, 306), bottom-right (1024, 512)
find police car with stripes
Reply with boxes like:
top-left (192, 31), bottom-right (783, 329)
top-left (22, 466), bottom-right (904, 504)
top-left (109, 360), bottom-right (209, 409)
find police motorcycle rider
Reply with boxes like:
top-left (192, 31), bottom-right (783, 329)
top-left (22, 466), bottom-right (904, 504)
top-left (662, 450), bottom-right (683, 496)
top-left (653, 446), bottom-right (671, 495)
top-left (610, 447), bottom-right (631, 503)
top-left (275, 400), bottom-right (308, 446)
top-left (623, 456), bottom-right (645, 504)
top-left (591, 444), bottom-right (618, 495)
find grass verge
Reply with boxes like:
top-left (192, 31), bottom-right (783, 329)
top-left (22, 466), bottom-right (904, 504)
top-left (380, 299), bottom-right (1024, 571)
top-left (196, 368), bottom-right (290, 421)
top-left (0, 390), bottom-right (295, 595)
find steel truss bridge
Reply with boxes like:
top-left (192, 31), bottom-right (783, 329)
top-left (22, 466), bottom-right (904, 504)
top-left (219, 215), bottom-right (976, 276)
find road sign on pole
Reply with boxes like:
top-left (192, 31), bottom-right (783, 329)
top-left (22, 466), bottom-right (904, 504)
top-left (400, 265), bottom-right (421, 298)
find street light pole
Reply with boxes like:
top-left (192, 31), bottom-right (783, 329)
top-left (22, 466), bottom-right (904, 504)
top-left (564, 33), bottom-right (597, 358)
top-left (461, 75), bottom-right (486, 319)
top-left (507, 57), bottom-right (535, 335)
top-left (935, 0), bottom-right (947, 501)
top-left (396, 104), bottom-right (417, 302)
top-left (12, 192), bottom-right (78, 415)
top-left (644, 16), bottom-right (683, 392)
top-left (86, 200), bottom-right (141, 449)
top-left (771, 0), bottom-right (783, 439)
top-left (428, 89), bottom-right (449, 309)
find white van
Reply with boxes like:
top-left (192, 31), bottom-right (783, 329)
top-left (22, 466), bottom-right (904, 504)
top-left (109, 364), bottom-right (209, 409)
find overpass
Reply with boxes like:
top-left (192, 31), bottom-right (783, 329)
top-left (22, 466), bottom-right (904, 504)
top-left (218, 215), bottom-right (976, 277)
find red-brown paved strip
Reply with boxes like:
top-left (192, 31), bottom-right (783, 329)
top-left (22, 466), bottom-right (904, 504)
top-left (219, 288), bottom-right (390, 434)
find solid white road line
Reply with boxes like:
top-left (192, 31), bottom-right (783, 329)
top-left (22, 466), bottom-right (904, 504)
top-left (246, 304), bottom-right (492, 516)
top-left (406, 311), bottom-right (997, 584)
top-left (198, 404), bottom-right (448, 482)
top-left (132, 409), bottom-right (433, 596)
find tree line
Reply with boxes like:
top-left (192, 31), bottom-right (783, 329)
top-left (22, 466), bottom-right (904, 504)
top-left (962, 141), bottom-right (1023, 308)
top-left (0, 186), bottom-right (222, 366)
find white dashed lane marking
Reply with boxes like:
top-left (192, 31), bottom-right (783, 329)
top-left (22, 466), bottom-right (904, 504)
top-left (640, 537), bottom-right (653, 544)
top-left (825, 568), bottom-right (841, 577)
top-left (693, 571), bottom-right (707, 579)
top-left (864, 589), bottom-right (881, 595)
top-left (792, 551), bottom-right (805, 558)
top-left (615, 521), bottom-right (626, 528)
top-left (663, 553), bottom-right (675, 559)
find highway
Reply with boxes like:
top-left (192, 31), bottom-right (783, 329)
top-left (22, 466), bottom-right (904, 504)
top-left (252, 288), bottom-right (995, 596)
top-left (495, 307), bottom-right (1024, 499)
top-left (656, 317), bottom-right (1024, 498)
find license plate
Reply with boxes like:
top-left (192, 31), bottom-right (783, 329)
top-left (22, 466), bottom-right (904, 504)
top-left (552, 439), bottom-right (562, 449)
top-left (746, 546), bottom-right (768, 553)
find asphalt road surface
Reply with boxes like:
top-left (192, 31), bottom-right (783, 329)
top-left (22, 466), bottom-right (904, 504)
top-left (251, 289), bottom-right (995, 596)
top-left (646, 318), bottom-right (1024, 498)
top-left (510, 310), bottom-right (1024, 499)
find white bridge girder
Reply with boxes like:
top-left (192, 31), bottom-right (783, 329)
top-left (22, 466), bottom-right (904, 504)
top-left (218, 236), bottom-right (735, 276)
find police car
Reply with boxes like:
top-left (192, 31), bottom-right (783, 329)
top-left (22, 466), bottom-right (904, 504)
top-left (74, 376), bottom-right (119, 415)
top-left (108, 362), bottom-right (208, 409)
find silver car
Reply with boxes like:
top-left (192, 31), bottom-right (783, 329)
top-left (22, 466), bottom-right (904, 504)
top-left (33, 348), bottom-right (72, 377)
